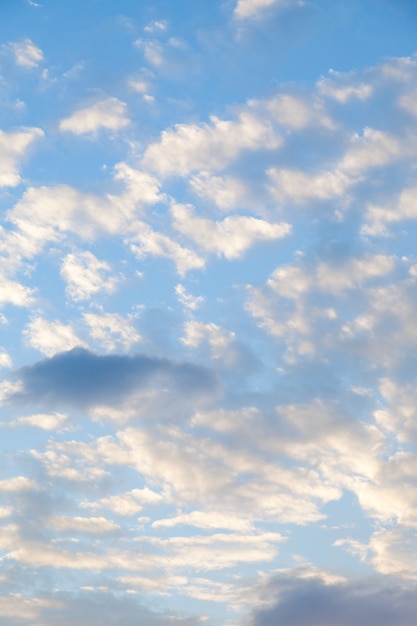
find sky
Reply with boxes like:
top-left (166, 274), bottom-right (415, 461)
top-left (1, 0), bottom-right (417, 624)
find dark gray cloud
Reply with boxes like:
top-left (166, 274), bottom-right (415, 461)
top-left (13, 348), bottom-right (218, 409)
top-left (247, 575), bottom-right (417, 626)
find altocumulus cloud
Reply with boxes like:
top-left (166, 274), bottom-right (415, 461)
top-left (12, 347), bottom-right (218, 409)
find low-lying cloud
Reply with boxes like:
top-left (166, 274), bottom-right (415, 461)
top-left (13, 348), bottom-right (218, 409)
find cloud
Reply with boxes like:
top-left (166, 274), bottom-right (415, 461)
top-left (61, 251), bottom-right (118, 301)
top-left (318, 76), bottom-right (373, 103)
top-left (152, 510), bottom-right (253, 532)
top-left (189, 172), bottom-right (252, 211)
top-left (59, 98), bottom-right (129, 136)
top-left (0, 476), bottom-right (38, 492)
top-left (172, 204), bottom-right (291, 259)
top-left (0, 127), bottom-right (44, 187)
top-left (6, 37), bottom-right (43, 67)
top-left (0, 589), bottom-right (205, 626)
top-left (129, 222), bottom-right (205, 276)
top-left (48, 516), bottom-right (119, 534)
top-left (181, 321), bottom-right (235, 359)
top-left (246, 573), bottom-right (417, 626)
top-left (234, 0), bottom-right (304, 20)
top-left (0, 274), bottom-right (34, 308)
top-left (175, 284), bottom-right (204, 311)
top-left (81, 487), bottom-right (165, 516)
top-left (24, 318), bottom-right (86, 357)
top-left (142, 110), bottom-right (280, 176)
top-left (14, 347), bottom-right (218, 409)
top-left (6, 163), bottom-right (164, 259)
top-left (0, 351), bottom-right (12, 368)
top-left (83, 313), bottom-right (141, 351)
top-left (14, 412), bottom-right (68, 430)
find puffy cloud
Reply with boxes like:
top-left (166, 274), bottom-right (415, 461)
top-left (265, 93), bottom-right (333, 129)
top-left (0, 476), bottom-right (38, 492)
top-left (130, 222), bottom-right (205, 276)
top-left (181, 321), bottom-right (235, 360)
top-left (175, 284), bottom-right (204, 311)
top-left (142, 111), bottom-right (280, 176)
top-left (0, 351), bottom-right (12, 368)
top-left (6, 37), bottom-right (44, 67)
top-left (268, 167), bottom-right (350, 203)
top-left (83, 312), bottom-right (141, 350)
top-left (318, 78), bottom-right (373, 103)
top-left (362, 186), bottom-right (417, 236)
top-left (234, 0), bottom-right (301, 20)
top-left (189, 172), bottom-right (252, 211)
top-left (172, 204), bottom-right (291, 259)
top-left (245, 253), bottom-right (396, 361)
top-left (81, 487), bottom-right (166, 516)
top-left (6, 163), bottom-right (164, 258)
top-left (48, 516), bottom-right (119, 534)
top-left (14, 412), bottom-right (68, 430)
top-left (0, 274), bottom-right (34, 308)
top-left (268, 128), bottom-right (406, 205)
top-left (152, 510), bottom-right (253, 532)
top-left (59, 98), bottom-right (129, 136)
top-left (0, 127), bottom-right (44, 187)
top-left (24, 318), bottom-right (86, 357)
top-left (61, 251), bottom-right (118, 301)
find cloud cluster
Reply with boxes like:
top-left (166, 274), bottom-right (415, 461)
top-left (4, 4), bottom-right (417, 625)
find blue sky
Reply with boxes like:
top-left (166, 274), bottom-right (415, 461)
top-left (1, 0), bottom-right (417, 624)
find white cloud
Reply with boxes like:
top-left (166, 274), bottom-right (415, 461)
top-left (189, 172), bottom-right (252, 211)
top-left (266, 93), bottom-right (333, 129)
top-left (130, 222), bottom-right (205, 276)
top-left (269, 128), bottom-right (406, 205)
top-left (0, 351), bottom-right (12, 368)
top-left (181, 321), bottom-right (235, 359)
top-left (0, 127), bottom-right (44, 187)
top-left (0, 274), bottom-right (34, 308)
top-left (144, 20), bottom-right (168, 33)
top-left (59, 98), bottom-right (129, 135)
top-left (6, 163), bottom-right (164, 261)
top-left (49, 516), bottom-right (119, 534)
top-left (0, 476), bottom-right (38, 492)
top-left (175, 284), bottom-right (204, 311)
top-left (172, 204), bottom-right (291, 259)
top-left (61, 251), bottom-right (118, 301)
top-left (83, 312), bottom-right (141, 350)
top-left (81, 487), bottom-right (166, 516)
top-left (128, 77), bottom-right (150, 94)
top-left (337, 528), bottom-right (417, 580)
top-left (24, 318), bottom-right (86, 356)
top-left (152, 510), bottom-right (253, 531)
top-left (318, 80), bottom-right (373, 103)
top-left (268, 167), bottom-right (350, 203)
top-left (15, 412), bottom-right (68, 430)
top-left (234, 0), bottom-right (303, 20)
top-left (142, 111), bottom-right (280, 176)
top-left (338, 127), bottom-right (403, 176)
top-left (244, 253), bottom-right (396, 363)
top-left (363, 186), bottom-right (417, 236)
top-left (135, 39), bottom-right (165, 68)
top-left (7, 37), bottom-right (43, 67)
